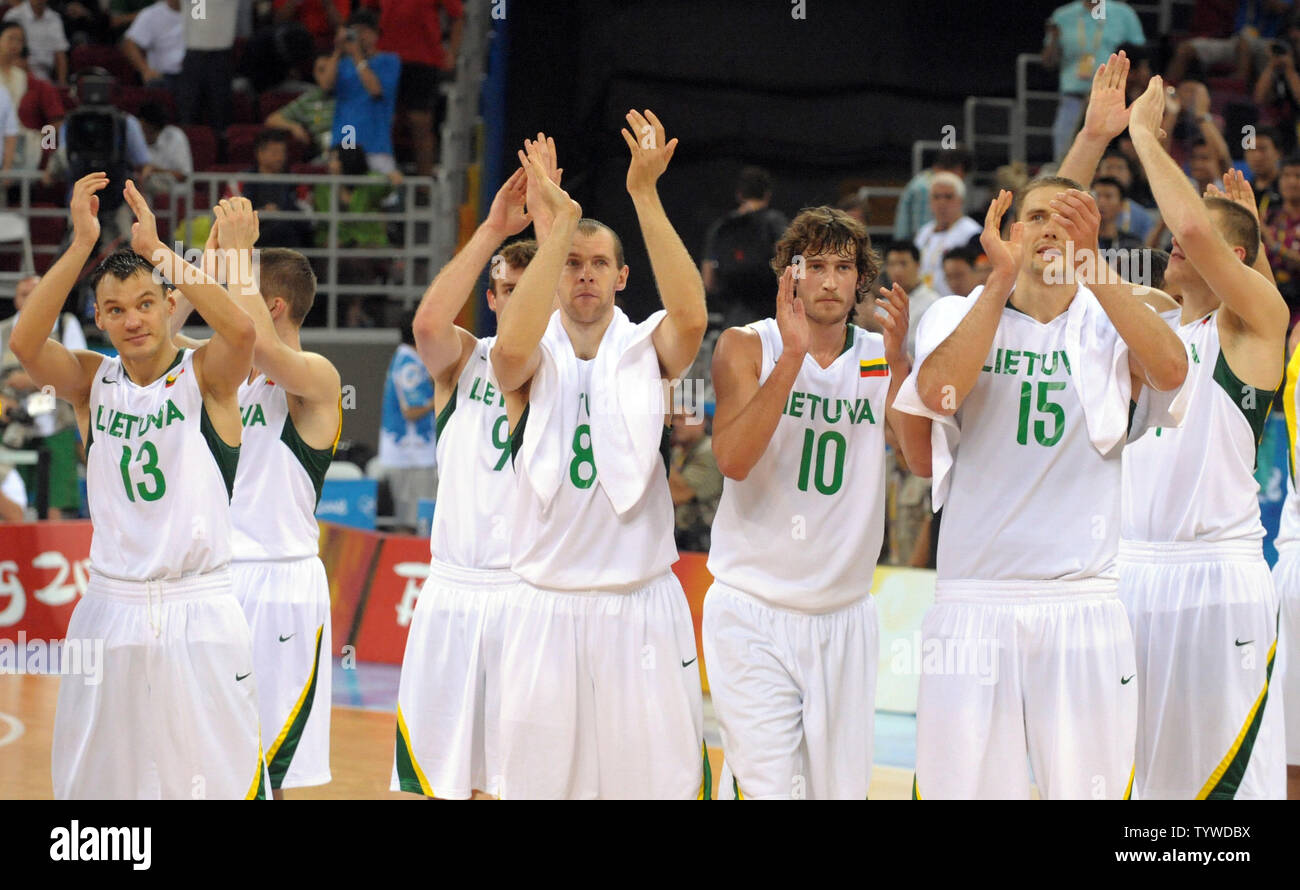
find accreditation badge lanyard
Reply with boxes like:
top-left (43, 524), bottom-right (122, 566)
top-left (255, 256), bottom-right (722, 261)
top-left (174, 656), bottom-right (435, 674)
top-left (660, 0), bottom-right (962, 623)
top-left (1075, 7), bottom-right (1104, 82)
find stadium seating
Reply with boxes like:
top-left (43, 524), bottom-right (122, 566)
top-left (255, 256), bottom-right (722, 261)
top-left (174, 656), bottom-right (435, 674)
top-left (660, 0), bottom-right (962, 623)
top-left (70, 44), bottom-right (137, 87)
top-left (181, 125), bottom-right (218, 172)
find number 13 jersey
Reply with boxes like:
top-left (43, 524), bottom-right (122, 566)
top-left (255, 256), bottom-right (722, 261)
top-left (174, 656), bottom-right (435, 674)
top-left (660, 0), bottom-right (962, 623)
top-left (85, 348), bottom-right (237, 581)
top-left (937, 305), bottom-right (1119, 582)
top-left (707, 319), bottom-right (891, 613)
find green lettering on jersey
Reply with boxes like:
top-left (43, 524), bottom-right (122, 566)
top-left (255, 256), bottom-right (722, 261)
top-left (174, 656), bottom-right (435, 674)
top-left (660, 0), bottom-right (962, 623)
top-left (241, 403), bottom-right (267, 427)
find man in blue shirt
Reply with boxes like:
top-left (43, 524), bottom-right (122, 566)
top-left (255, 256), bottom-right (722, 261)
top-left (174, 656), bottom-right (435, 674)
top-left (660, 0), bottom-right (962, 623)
top-left (380, 310), bottom-right (438, 529)
top-left (1043, 0), bottom-right (1146, 161)
top-left (322, 9), bottom-right (401, 175)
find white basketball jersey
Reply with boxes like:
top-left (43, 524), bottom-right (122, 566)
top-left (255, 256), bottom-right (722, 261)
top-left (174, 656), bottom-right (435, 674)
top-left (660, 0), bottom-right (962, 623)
top-left (230, 373), bottom-right (338, 560)
top-left (429, 336), bottom-right (515, 569)
top-left (708, 319), bottom-right (890, 613)
top-left (939, 306), bottom-right (1121, 581)
top-left (1273, 346), bottom-right (1300, 549)
top-left (86, 349), bottom-right (235, 580)
top-left (510, 359), bottom-right (677, 589)
top-left (1122, 312), bottom-right (1270, 544)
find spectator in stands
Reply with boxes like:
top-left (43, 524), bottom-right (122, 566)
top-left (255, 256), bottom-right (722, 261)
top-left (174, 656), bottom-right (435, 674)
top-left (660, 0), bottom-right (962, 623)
top-left (274, 0), bottom-right (348, 52)
top-left (1093, 176), bottom-right (1145, 252)
top-left (2, 1), bottom-right (64, 87)
top-left (59, 0), bottom-right (111, 46)
top-left (120, 0), bottom-right (182, 93)
top-left (892, 147), bottom-right (970, 243)
top-left (914, 171), bottom-right (980, 295)
top-left (379, 309), bottom-right (438, 531)
top-left (1188, 137), bottom-right (1229, 193)
top-left (0, 81), bottom-right (20, 185)
top-left (1166, 0), bottom-right (1291, 84)
top-left (883, 241), bottom-right (939, 358)
top-left (700, 165), bottom-right (787, 327)
top-left (0, 276), bottom-right (84, 519)
top-left (0, 21), bottom-right (63, 171)
top-left (136, 100), bottom-right (190, 195)
top-left (265, 50), bottom-right (336, 162)
top-left (1042, 0), bottom-right (1145, 161)
top-left (1252, 34), bottom-right (1300, 148)
top-left (242, 127), bottom-right (311, 248)
top-left (836, 187), bottom-right (869, 225)
top-left (1246, 125), bottom-right (1284, 216)
top-left (668, 407), bottom-right (722, 554)
top-left (1097, 149), bottom-right (1156, 239)
top-left (314, 143), bottom-right (398, 325)
top-left (176, 0), bottom-right (237, 135)
top-left (109, 0), bottom-right (155, 37)
top-left (322, 8), bottom-right (400, 174)
top-left (1263, 152), bottom-right (1300, 314)
top-left (941, 247), bottom-right (979, 298)
top-left (375, 0), bottom-right (463, 177)
top-left (240, 15), bottom-right (315, 94)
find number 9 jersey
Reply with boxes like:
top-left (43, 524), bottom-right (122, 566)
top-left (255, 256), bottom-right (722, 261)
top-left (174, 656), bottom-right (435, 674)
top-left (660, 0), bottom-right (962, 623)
top-left (84, 348), bottom-right (236, 580)
top-left (707, 318), bottom-right (890, 613)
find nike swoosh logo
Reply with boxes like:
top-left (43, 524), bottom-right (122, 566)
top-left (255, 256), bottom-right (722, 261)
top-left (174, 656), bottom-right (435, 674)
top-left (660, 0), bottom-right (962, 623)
top-left (278, 633), bottom-right (295, 642)
top-left (101, 376), bottom-right (115, 384)
top-left (1121, 675), bottom-right (1134, 685)
top-left (1235, 639), bottom-right (1254, 647)
top-left (681, 657), bottom-right (697, 668)
top-left (235, 672), bottom-right (251, 682)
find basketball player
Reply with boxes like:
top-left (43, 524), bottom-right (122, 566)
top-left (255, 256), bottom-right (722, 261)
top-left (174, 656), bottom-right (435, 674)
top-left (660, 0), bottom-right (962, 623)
top-left (892, 171), bottom-right (1189, 797)
top-left (12, 174), bottom-right (265, 799)
top-left (169, 198), bottom-right (343, 799)
top-left (490, 112), bottom-right (708, 799)
top-left (1082, 76), bottom-right (1289, 799)
top-left (1274, 322), bottom-right (1300, 799)
top-left (705, 207), bottom-right (910, 799)
top-left (390, 148), bottom-right (553, 800)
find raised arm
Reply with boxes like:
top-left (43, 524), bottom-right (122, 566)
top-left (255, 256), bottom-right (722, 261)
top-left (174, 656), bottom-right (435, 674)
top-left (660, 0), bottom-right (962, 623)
top-left (125, 179), bottom-right (254, 399)
top-left (710, 267), bottom-right (805, 480)
top-left (516, 132), bottom-right (561, 245)
top-left (1206, 168), bottom-right (1277, 285)
top-left (213, 197), bottom-right (341, 405)
top-left (622, 109), bottom-right (708, 380)
top-left (1058, 51), bottom-right (1131, 186)
top-left (413, 166), bottom-right (530, 387)
top-left (8, 173), bottom-right (107, 402)
top-left (916, 191), bottom-right (1020, 415)
top-left (874, 281), bottom-right (920, 455)
top-left (1129, 78), bottom-right (1287, 375)
top-left (1049, 187), bottom-right (1188, 392)
top-left (491, 154), bottom-right (581, 395)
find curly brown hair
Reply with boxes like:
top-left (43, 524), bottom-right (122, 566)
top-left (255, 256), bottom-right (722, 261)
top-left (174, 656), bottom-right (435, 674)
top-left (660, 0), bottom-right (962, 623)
top-left (770, 206), bottom-right (880, 305)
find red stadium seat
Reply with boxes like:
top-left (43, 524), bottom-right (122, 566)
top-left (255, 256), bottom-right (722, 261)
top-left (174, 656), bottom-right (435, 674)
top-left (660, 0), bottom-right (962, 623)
top-left (291, 163), bottom-right (328, 176)
top-left (181, 125), bottom-right (218, 171)
top-left (70, 45), bottom-right (138, 86)
top-left (115, 86), bottom-right (177, 122)
top-left (224, 124), bottom-right (264, 167)
top-left (231, 91), bottom-right (256, 125)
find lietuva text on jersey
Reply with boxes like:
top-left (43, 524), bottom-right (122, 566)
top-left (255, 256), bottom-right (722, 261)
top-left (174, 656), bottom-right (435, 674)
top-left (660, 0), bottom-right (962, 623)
top-left (980, 348), bottom-right (1072, 376)
top-left (467, 376), bottom-right (505, 407)
top-left (93, 400), bottom-right (185, 439)
top-left (781, 390), bottom-right (877, 425)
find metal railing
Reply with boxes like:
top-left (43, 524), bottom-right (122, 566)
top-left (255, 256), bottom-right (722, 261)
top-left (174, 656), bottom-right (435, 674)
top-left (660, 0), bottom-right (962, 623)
top-left (179, 171), bottom-right (440, 328)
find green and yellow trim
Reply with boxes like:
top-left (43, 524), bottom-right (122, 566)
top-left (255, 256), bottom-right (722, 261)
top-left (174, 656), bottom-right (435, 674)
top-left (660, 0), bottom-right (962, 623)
top-left (1284, 346), bottom-right (1300, 483)
top-left (911, 775), bottom-right (921, 800)
top-left (264, 624), bottom-right (324, 790)
top-left (245, 734), bottom-right (267, 800)
top-left (394, 704), bottom-right (435, 796)
top-left (1196, 637), bottom-right (1278, 800)
top-left (698, 742), bottom-right (712, 800)
top-left (1123, 764), bottom-right (1135, 800)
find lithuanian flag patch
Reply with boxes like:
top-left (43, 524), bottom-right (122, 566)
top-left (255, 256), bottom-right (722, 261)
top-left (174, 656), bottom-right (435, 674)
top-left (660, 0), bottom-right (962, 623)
top-left (860, 358), bottom-right (889, 378)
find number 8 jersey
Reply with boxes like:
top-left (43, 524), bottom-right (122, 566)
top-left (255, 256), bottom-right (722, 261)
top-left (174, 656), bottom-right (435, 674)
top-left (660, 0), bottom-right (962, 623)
top-left (707, 318), bottom-right (891, 613)
top-left (85, 348), bottom-right (237, 580)
top-left (429, 336), bottom-right (516, 569)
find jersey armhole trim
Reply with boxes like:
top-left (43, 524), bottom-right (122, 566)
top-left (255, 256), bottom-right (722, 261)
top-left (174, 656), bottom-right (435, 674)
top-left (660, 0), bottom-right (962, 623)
top-left (200, 403), bottom-right (240, 501)
top-left (434, 384), bottom-right (457, 441)
top-left (280, 409), bottom-right (335, 508)
top-left (509, 403), bottom-right (529, 468)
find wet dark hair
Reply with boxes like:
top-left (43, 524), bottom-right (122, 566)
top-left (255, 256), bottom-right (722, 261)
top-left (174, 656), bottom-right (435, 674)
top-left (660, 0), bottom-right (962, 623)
top-left (89, 249), bottom-right (170, 297)
top-left (771, 206), bottom-right (880, 304)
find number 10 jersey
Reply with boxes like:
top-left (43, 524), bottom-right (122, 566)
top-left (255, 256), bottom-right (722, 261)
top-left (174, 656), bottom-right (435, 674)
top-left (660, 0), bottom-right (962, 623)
top-left (707, 318), bottom-right (891, 614)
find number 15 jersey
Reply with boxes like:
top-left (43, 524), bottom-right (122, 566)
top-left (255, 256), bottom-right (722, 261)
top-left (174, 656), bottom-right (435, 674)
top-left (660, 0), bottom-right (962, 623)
top-left (707, 319), bottom-right (891, 614)
top-left (935, 303), bottom-right (1120, 582)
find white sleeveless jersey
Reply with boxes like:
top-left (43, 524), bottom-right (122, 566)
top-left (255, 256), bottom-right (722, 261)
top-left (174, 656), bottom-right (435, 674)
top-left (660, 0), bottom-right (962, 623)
top-left (940, 307), bottom-right (1121, 581)
top-left (230, 373), bottom-right (338, 560)
top-left (708, 319), bottom-right (890, 613)
top-left (429, 336), bottom-right (515, 569)
top-left (1122, 312), bottom-right (1270, 544)
top-left (86, 348), bottom-right (236, 580)
top-left (510, 359), bottom-right (677, 589)
top-left (1273, 346), bottom-right (1300, 549)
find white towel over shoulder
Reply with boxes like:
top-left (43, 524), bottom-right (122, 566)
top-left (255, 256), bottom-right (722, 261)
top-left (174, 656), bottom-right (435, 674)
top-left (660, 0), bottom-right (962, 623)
top-left (519, 307), bottom-right (669, 515)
